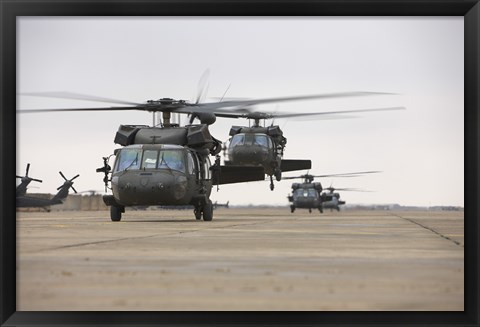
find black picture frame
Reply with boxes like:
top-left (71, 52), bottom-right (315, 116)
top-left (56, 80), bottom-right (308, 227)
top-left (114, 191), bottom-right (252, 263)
top-left (2, 1), bottom-right (478, 326)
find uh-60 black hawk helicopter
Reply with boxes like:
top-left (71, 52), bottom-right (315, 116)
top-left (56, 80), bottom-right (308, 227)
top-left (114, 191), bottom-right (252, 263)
top-left (19, 90), bottom-right (397, 221)
top-left (210, 94), bottom-right (404, 191)
top-left (284, 171), bottom-right (379, 213)
top-left (16, 163), bottom-right (80, 212)
top-left (319, 184), bottom-right (372, 212)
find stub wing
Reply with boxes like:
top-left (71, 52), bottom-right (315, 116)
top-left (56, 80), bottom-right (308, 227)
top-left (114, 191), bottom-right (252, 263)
top-left (280, 159), bottom-right (312, 172)
top-left (212, 166), bottom-right (265, 185)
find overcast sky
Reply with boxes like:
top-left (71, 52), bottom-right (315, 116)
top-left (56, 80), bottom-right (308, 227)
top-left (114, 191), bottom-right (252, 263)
top-left (17, 17), bottom-right (464, 207)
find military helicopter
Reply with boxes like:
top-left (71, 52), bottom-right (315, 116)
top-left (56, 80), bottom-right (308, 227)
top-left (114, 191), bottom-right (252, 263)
top-left (320, 184), bottom-right (372, 212)
top-left (210, 99), bottom-right (403, 191)
top-left (16, 171), bottom-right (79, 212)
top-left (284, 171), bottom-right (379, 213)
top-left (213, 201), bottom-right (229, 209)
top-left (20, 90), bottom-right (387, 221)
top-left (16, 163), bottom-right (42, 197)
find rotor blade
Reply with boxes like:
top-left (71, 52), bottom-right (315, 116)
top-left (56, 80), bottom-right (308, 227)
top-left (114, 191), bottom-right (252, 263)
top-left (18, 106), bottom-right (142, 113)
top-left (20, 91), bottom-right (142, 106)
top-left (70, 174), bottom-right (80, 181)
top-left (312, 171), bottom-right (382, 178)
top-left (210, 106), bottom-right (403, 121)
top-left (59, 171), bottom-right (67, 181)
top-left (332, 188), bottom-right (373, 192)
top-left (71, 185), bottom-right (78, 193)
top-left (196, 69), bottom-right (210, 104)
top-left (198, 91), bottom-right (397, 110)
top-left (281, 176), bottom-right (305, 180)
top-left (282, 170), bottom-right (382, 180)
top-left (17, 176), bottom-right (42, 182)
top-left (267, 107), bottom-right (405, 119)
top-left (26, 163), bottom-right (30, 176)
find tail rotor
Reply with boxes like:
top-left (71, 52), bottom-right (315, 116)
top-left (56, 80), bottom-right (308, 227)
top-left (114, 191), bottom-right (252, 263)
top-left (58, 171), bottom-right (80, 193)
top-left (16, 163), bottom-right (43, 184)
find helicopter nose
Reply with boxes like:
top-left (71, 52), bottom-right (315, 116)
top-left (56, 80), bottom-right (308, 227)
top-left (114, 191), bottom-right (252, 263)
top-left (231, 146), bottom-right (269, 164)
top-left (113, 171), bottom-right (188, 205)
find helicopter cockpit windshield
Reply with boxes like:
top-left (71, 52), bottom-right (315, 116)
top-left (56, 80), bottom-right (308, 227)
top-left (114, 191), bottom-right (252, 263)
top-left (294, 188), bottom-right (318, 198)
top-left (115, 148), bottom-right (141, 171)
top-left (114, 146), bottom-right (186, 173)
top-left (157, 150), bottom-right (185, 172)
top-left (230, 133), bottom-right (272, 148)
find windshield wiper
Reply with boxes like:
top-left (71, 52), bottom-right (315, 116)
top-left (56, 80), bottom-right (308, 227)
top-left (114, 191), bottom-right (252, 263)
top-left (159, 153), bottom-right (176, 175)
top-left (124, 153), bottom-right (139, 171)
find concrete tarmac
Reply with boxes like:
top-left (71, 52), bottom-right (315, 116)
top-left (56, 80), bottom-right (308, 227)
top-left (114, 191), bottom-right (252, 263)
top-left (16, 208), bottom-right (464, 311)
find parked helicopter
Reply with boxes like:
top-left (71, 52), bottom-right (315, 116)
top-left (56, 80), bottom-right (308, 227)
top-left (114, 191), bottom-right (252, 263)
top-left (19, 90), bottom-right (387, 221)
top-left (213, 201), bottom-right (229, 209)
top-left (210, 101), bottom-right (403, 190)
top-left (16, 163), bottom-right (42, 197)
top-left (16, 171), bottom-right (79, 212)
top-left (284, 171), bottom-right (379, 213)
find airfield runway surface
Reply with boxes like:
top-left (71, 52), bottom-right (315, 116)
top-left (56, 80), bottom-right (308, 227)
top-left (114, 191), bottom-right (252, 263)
top-left (16, 208), bottom-right (464, 311)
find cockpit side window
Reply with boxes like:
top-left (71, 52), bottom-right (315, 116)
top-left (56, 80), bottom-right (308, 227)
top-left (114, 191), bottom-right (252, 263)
top-left (186, 151), bottom-right (195, 175)
top-left (115, 148), bottom-right (142, 171)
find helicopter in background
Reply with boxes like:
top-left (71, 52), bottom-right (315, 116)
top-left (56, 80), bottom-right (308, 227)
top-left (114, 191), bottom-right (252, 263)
top-left (213, 201), bottom-right (229, 209)
top-left (19, 89), bottom-right (386, 221)
top-left (16, 171), bottom-right (79, 212)
top-left (320, 184), bottom-right (372, 212)
top-left (210, 97), bottom-right (403, 191)
top-left (284, 171), bottom-right (379, 213)
top-left (16, 163), bottom-right (42, 197)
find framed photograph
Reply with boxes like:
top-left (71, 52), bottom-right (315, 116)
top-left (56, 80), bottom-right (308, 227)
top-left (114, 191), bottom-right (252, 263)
top-left (2, 1), bottom-right (478, 326)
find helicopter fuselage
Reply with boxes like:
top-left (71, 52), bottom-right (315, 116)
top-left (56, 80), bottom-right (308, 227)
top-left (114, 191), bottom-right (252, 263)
top-left (321, 192), bottom-right (345, 211)
top-left (227, 131), bottom-right (277, 175)
top-left (107, 144), bottom-right (212, 207)
top-left (288, 181), bottom-right (324, 213)
top-left (290, 186), bottom-right (322, 209)
top-left (98, 124), bottom-right (266, 221)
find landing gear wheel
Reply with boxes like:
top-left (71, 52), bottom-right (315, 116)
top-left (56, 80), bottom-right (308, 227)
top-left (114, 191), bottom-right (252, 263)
top-left (318, 207), bottom-right (323, 214)
top-left (203, 200), bottom-right (213, 221)
top-left (269, 175), bottom-right (275, 191)
top-left (309, 208), bottom-right (312, 213)
top-left (194, 207), bottom-right (202, 220)
top-left (290, 205), bottom-right (295, 213)
top-left (110, 206), bottom-right (122, 222)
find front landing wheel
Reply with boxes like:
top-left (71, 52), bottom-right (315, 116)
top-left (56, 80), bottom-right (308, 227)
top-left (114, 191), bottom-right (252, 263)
top-left (203, 200), bottom-right (213, 221)
top-left (110, 205), bottom-right (123, 221)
